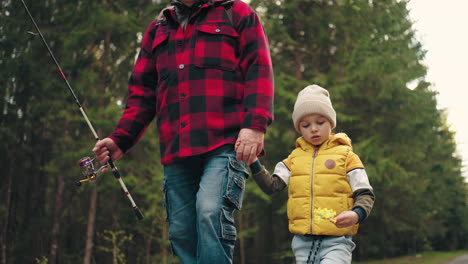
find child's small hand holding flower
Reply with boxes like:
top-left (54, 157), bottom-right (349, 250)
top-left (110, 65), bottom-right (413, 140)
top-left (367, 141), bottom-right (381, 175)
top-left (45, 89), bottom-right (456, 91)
top-left (333, 211), bottom-right (359, 228)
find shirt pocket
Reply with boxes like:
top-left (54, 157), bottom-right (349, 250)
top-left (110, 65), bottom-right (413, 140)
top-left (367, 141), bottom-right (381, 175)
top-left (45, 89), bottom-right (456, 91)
top-left (193, 24), bottom-right (239, 71)
top-left (151, 31), bottom-right (171, 114)
top-left (151, 31), bottom-right (170, 81)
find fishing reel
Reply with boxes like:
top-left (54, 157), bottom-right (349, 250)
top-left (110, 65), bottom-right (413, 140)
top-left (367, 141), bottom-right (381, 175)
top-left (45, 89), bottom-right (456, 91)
top-left (75, 157), bottom-right (108, 187)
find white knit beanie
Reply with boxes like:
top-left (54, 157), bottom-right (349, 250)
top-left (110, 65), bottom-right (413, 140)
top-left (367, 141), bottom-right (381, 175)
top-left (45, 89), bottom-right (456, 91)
top-left (292, 84), bottom-right (336, 132)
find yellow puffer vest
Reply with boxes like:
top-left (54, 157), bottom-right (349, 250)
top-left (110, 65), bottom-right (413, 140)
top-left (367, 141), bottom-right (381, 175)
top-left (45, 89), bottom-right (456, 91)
top-left (286, 133), bottom-right (359, 236)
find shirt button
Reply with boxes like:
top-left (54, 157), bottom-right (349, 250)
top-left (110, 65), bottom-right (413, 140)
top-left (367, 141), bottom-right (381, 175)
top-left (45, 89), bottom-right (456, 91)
top-left (179, 64), bottom-right (185, 69)
top-left (215, 28), bottom-right (221, 33)
top-left (181, 122), bottom-right (186, 128)
top-left (177, 40), bottom-right (183, 46)
top-left (180, 93), bottom-right (186, 98)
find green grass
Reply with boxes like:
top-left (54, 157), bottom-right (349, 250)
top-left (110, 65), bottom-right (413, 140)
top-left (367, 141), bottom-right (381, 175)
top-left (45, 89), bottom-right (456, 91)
top-left (353, 251), bottom-right (468, 264)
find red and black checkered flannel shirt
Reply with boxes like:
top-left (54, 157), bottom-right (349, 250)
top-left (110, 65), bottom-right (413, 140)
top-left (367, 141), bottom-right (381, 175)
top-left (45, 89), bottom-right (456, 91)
top-left (109, 0), bottom-right (274, 165)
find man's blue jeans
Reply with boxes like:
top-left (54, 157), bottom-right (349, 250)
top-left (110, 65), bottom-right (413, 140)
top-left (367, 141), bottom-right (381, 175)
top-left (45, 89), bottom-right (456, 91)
top-left (163, 145), bottom-right (248, 264)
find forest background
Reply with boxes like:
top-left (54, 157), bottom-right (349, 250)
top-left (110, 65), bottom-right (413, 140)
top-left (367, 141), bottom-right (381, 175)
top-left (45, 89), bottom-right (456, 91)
top-left (1, 0), bottom-right (467, 264)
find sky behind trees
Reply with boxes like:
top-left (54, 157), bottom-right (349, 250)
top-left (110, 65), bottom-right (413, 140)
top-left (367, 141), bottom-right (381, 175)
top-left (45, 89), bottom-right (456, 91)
top-left (408, 0), bottom-right (468, 181)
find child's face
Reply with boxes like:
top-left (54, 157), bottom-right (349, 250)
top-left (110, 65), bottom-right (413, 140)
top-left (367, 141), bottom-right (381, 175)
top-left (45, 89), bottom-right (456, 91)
top-left (298, 114), bottom-right (332, 146)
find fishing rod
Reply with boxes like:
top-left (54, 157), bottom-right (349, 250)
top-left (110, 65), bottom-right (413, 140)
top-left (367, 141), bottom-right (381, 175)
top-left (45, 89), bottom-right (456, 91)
top-left (20, 0), bottom-right (144, 220)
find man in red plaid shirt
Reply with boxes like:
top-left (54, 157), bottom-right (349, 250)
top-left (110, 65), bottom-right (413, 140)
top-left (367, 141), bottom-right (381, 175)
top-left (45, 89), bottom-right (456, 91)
top-left (93, 0), bottom-right (273, 263)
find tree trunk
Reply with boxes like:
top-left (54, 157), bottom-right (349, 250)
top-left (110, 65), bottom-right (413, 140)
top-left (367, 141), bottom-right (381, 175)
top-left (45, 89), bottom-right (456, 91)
top-left (162, 221), bottom-right (169, 263)
top-left (49, 177), bottom-right (66, 264)
top-left (113, 236), bottom-right (118, 264)
top-left (294, 19), bottom-right (304, 80)
top-left (83, 186), bottom-right (98, 264)
top-left (1, 157), bottom-right (14, 264)
top-left (237, 213), bottom-right (245, 264)
top-left (145, 222), bottom-right (154, 264)
top-left (294, 50), bottom-right (304, 80)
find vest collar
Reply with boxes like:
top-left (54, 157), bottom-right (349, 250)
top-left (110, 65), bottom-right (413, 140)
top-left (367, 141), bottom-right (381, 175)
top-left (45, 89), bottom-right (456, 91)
top-left (296, 133), bottom-right (352, 151)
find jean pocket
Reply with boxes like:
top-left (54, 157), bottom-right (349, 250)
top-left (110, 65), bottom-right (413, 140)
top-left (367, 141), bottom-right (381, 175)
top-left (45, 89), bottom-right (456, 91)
top-left (224, 158), bottom-right (248, 210)
top-left (220, 207), bottom-right (237, 241)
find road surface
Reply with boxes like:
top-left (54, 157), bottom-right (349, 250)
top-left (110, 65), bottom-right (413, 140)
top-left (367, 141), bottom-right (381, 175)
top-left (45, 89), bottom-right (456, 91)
top-left (444, 254), bottom-right (468, 264)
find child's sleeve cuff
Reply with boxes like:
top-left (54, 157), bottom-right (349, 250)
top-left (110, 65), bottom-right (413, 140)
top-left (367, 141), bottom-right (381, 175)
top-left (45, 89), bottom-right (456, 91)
top-left (249, 160), bottom-right (263, 175)
top-left (352, 207), bottom-right (367, 223)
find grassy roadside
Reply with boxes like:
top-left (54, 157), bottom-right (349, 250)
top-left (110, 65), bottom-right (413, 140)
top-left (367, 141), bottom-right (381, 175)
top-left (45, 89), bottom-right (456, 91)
top-left (353, 251), bottom-right (468, 264)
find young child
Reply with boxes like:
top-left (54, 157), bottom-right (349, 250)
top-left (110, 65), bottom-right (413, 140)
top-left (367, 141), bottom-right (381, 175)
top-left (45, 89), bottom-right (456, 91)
top-left (249, 85), bottom-right (375, 264)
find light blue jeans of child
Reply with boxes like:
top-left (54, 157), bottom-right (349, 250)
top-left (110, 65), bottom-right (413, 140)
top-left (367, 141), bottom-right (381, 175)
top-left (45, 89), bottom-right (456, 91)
top-left (292, 234), bottom-right (356, 264)
top-left (163, 145), bottom-right (248, 264)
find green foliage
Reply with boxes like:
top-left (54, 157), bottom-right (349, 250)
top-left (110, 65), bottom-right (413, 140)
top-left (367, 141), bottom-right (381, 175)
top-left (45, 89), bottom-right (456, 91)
top-left (250, 0), bottom-right (467, 261)
top-left (97, 230), bottom-right (133, 264)
top-left (35, 256), bottom-right (48, 264)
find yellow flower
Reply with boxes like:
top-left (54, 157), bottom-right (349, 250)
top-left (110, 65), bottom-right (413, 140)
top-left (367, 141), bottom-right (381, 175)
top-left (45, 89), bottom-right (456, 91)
top-left (314, 208), bottom-right (337, 223)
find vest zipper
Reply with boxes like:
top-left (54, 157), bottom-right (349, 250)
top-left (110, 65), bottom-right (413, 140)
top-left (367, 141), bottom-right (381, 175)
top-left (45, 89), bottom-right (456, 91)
top-left (310, 147), bottom-right (319, 234)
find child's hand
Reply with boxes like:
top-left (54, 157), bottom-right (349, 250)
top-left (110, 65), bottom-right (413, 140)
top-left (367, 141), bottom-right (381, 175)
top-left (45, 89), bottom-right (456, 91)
top-left (333, 211), bottom-right (359, 228)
